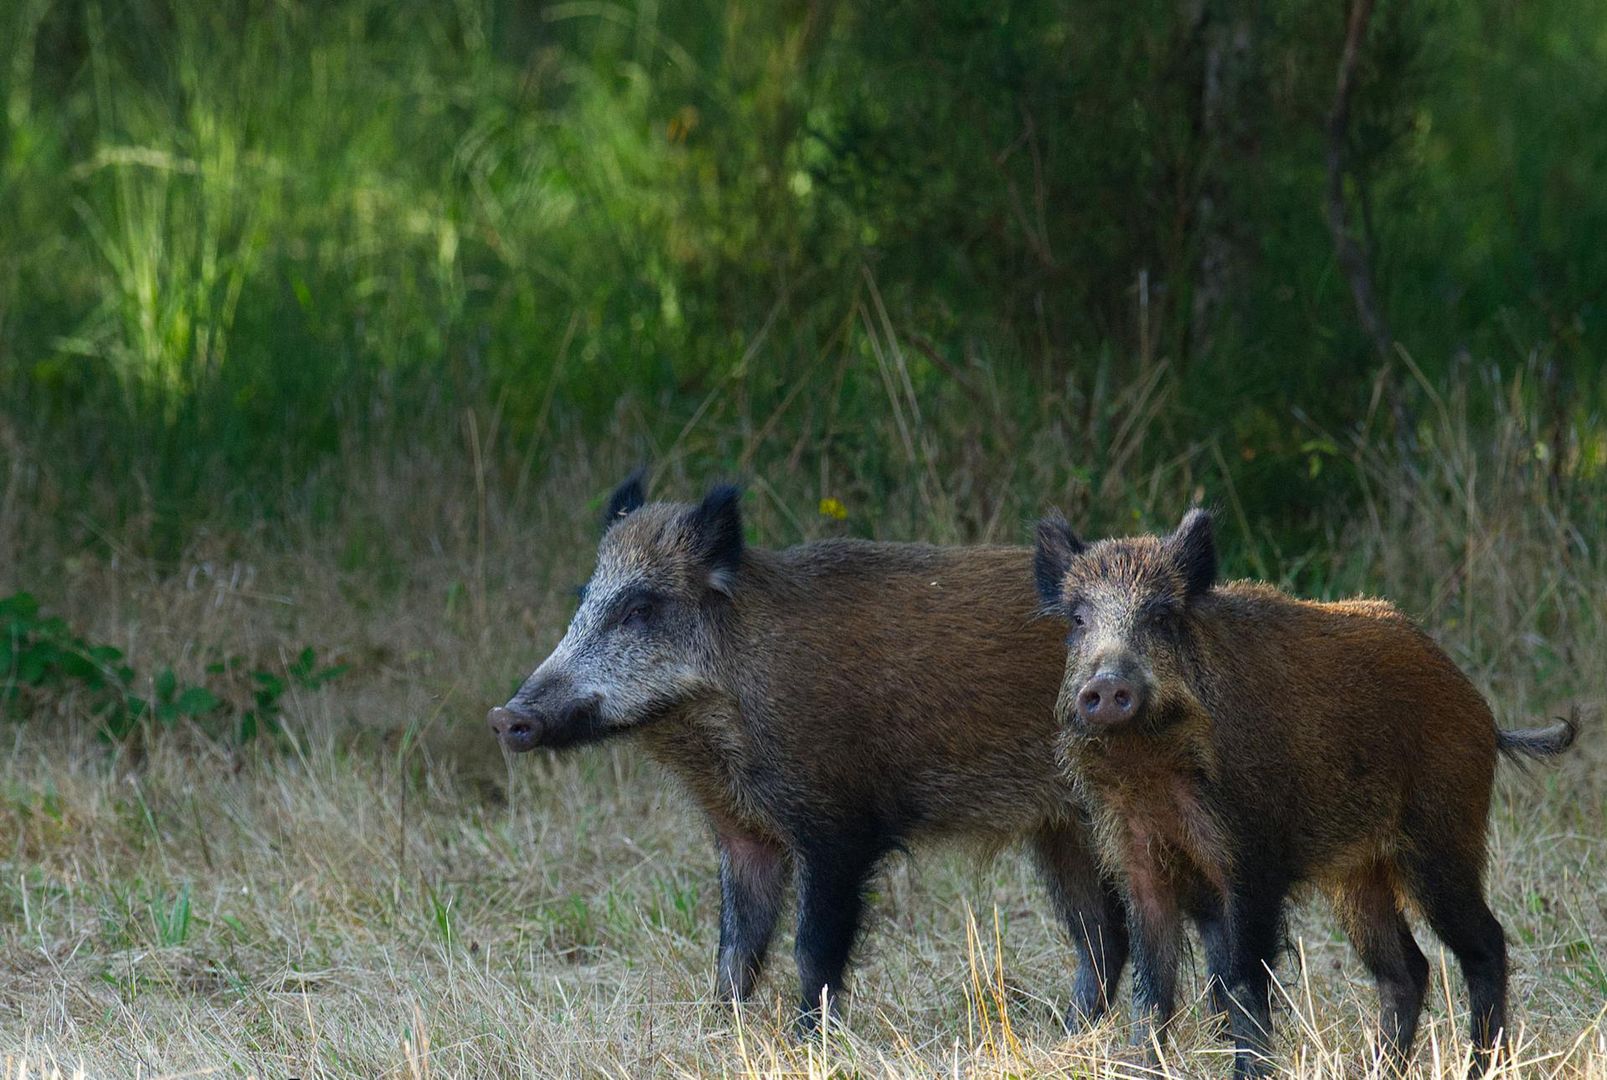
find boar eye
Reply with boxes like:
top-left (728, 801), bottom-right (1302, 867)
top-left (1068, 606), bottom-right (1089, 631)
top-left (620, 600), bottom-right (655, 630)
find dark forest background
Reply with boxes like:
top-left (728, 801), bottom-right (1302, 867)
top-left (2, 0), bottom-right (1604, 565)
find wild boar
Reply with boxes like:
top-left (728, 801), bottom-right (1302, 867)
top-left (487, 475), bottom-right (1223, 1034)
top-left (1033, 507), bottom-right (1575, 1077)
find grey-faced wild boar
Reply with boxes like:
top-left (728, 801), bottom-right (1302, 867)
top-left (1032, 507), bottom-right (1575, 1078)
top-left (488, 474), bottom-right (1159, 1034)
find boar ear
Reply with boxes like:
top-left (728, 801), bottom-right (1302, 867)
top-left (1168, 507), bottom-right (1217, 597)
top-left (1033, 511), bottom-right (1085, 608)
top-left (689, 484), bottom-right (744, 596)
top-left (601, 468), bottom-right (647, 532)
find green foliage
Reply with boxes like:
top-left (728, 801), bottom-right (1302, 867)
top-left (150, 884), bottom-right (193, 948)
top-left (0, 592), bottom-right (132, 701)
top-left (1, 591), bottom-right (149, 737)
top-left (0, 0), bottom-right (1603, 546)
top-left (122, 668), bottom-right (223, 739)
top-left (207, 647), bottom-right (350, 743)
top-left (425, 882), bottom-right (458, 948)
top-left (0, 592), bottom-right (345, 745)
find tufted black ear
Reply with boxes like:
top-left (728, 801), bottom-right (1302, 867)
top-left (1167, 507), bottom-right (1217, 597)
top-left (1033, 511), bottom-right (1086, 608)
top-left (688, 485), bottom-right (744, 595)
top-left (601, 468), bottom-right (647, 532)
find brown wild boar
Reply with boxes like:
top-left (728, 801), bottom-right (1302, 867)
top-left (1033, 507), bottom-right (1575, 1078)
top-left (487, 474), bottom-right (1227, 1034)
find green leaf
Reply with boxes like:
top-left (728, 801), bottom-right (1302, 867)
top-left (59, 650), bottom-right (98, 680)
top-left (0, 593), bottom-right (39, 620)
top-left (34, 615), bottom-right (68, 638)
top-left (103, 700), bottom-right (144, 739)
top-left (153, 885), bottom-right (192, 947)
top-left (312, 663), bottom-right (349, 685)
top-left (18, 650), bottom-right (50, 684)
top-left (174, 686), bottom-right (220, 715)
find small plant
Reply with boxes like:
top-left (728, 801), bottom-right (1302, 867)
top-left (0, 592), bottom-right (346, 746)
top-left (1, 592), bottom-right (130, 708)
top-left (111, 667), bottom-right (224, 741)
top-left (425, 882), bottom-right (457, 947)
top-left (205, 646), bottom-right (349, 742)
top-left (1, 591), bottom-right (151, 738)
top-left (151, 884), bottom-right (193, 947)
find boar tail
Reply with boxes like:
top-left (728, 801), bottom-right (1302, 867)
top-left (1496, 707), bottom-right (1579, 762)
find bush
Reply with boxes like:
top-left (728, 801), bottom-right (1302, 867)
top-left (0, 592), bottom-right (345, 743)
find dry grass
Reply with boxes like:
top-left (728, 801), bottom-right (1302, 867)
top-left (1, 375), bottom-right (1603, 1078)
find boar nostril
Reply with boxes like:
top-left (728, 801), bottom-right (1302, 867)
top-left (488, 705), bottom-right (538, 743)
top-left (1077, 675), bottom-right (1139, 725)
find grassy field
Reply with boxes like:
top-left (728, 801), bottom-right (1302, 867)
top-left (1, 371), bottom-right (1603, 1079)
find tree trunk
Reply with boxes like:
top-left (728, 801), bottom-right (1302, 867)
top-left (1325, 0), bottom-right (1391, 359)
top-left (1187, 0), bottom-right (1256, 363)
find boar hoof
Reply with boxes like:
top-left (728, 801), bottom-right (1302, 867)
top-left (792, 1005), bottom-right (823, 1042)
top-left (1065, 998), bottom-right (1108, 1033)
top-left (792, 996), bottom-right (845, 1042)
top-left (1204, 981), bottom-right (1234, 1040)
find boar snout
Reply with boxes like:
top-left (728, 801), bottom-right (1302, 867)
top-left (488, 704), bottom-right (542, 753)
top-left (488, 684), bottom-right (607, 752)
top-left (1076, 672), bottom-right (1141, 727)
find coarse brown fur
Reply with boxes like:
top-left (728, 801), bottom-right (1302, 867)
top-left (634, 536), bottom-right (1077, 846)
top-left (1033, 508), bottom-right (1576, 1079)
top-left (492, 478), bottom-right (1227, 1034)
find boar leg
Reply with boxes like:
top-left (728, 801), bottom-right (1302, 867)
top-left (1125, 862), bottom-right (1186, 1062)
top-left (1183, 888), bottom-right (1233, 1028)
top-left (1224, 881), bottom-right (1289, 1079)
top-left (792, 834), bottom-right (885, 1037)
top-left (1405, 850), bottom-right (1509, 1077)
top-left (714, 829), bottom-right (789, 1002)
top-left (1030, 825), bottom-right (1129, 1026)
top-left (1334, 863), bottom-right (1429, 1071)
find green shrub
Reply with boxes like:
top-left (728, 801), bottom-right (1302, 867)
top-left (0, 592), bottom-right (345, 744)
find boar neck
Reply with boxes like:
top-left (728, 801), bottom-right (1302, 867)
top-left (635, 689), bottom-right (775, 836)
top-left (627, 546), bottom-right (846, 840)
top-left (1063, 701), bottom-right (1229, 890)
top-left (1062, 700), bottom-right (1219, 804)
